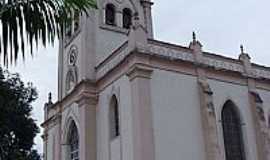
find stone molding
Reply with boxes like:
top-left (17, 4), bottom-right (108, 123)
top-left (42, 80), bottom-right (97, 129)
top-left (41, 112), bottom-right (62, 129)
top-left (60, 79), bottom-right (97, 108)
top-left (95, 38), bottom-right (270, 98)
top-left (249, 91), bottom-right (270, 160)
top-left (96, 38), bottom-right (270, 83)
top-left (126, 64), bottom-right (153, 81)
top-left (76, 90), bottom-right (98, 106)
top-left (198, 79), bottom-right (221, 160)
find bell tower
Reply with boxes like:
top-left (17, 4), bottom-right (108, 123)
top-left (57, 0), bottom-right (153, 100)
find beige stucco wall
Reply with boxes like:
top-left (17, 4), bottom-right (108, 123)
top-left (150, 68), bottom-right (262, 160)
top-left (151, 69), bottom-right (206, 160)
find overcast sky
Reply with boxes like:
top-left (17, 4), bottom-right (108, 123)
top-left (4, 0), bottom-right (270, 154)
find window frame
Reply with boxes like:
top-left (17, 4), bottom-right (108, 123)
top-left (109, 95), bottom-right (120, 140)
top-left (122, 8), bottom-right (132, 29)
top-left (105, 3), bottom-right (116, 26)
top-left (221, 101), bottom-right (246, 160)
top-left (68, 121), bottom-right (79, 160)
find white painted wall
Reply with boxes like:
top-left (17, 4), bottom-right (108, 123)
top-left (151, 69), bottom-right (206, 160)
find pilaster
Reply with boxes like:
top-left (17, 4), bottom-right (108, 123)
top-left (198, 79), bottom-right (221, 160)
top-left (54, 114), bottom-right (62, 160)
top-left (239, 45), bottom-right (270, 160)
top-left (190, 32), bottom-right (221, 160)
top-left (126, 64), bottom-right (155, 160)
top-left (76, 91), bottom-right (98, 160)
top-left (42, 133), bottom-right (48, 160)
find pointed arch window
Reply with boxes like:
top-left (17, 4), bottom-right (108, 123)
top-left (105, 4), bottom-right (116, 26)
top-left (123, 8), bottom-right (132, 29)
top-left (222, 101), bottom-right (245, 160)
top-left (68, 121), bottom-right (79, 160)
top-left (110, 95), bottom-right (120, 139)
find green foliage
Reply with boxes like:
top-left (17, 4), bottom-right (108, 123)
top-left (0, 0), bottom-right (97, 66)
top-left (0, 68), bottom-right (41, 160)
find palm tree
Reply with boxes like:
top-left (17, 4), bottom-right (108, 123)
top-left (0, 0), bottom-right (97, 66)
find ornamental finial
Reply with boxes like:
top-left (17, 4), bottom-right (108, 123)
top-left (48, 92), bottom-right (52, 103)
top-left (192, 31), bottom-right (196, 42)
top-left (240, 44), bottom-right (244, 54)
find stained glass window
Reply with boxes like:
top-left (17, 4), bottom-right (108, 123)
top-left (222, 101), bottom-right (245, 160)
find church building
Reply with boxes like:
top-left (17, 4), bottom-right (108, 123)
top-left (42, 0), bottom-right (270, 160)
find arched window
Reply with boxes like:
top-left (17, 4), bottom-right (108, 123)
top-left (268, 114), bottom-right (270, 128)
top-left (105, 4), bottom-right (116, 26)
top-left (68, 121), bottom-right (79, 160)
top-left (222, 101), bottom-right (245, 160)
top-left (110, 95), bottom-right (120, 139)
top-left (123, 8), bottom-right (132, 29)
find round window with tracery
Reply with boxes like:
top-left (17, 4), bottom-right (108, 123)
top-left (68, 45), bottom-right (78, 66)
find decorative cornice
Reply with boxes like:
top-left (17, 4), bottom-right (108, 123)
top-left (43, 79), bottom-right (97, 114)
top-left (41, 113), bottom-right (62, 129)
top-left (76, 90), bottom-right (98, 106)
top-left (126, 64), bottom-right (153, 81)
top-left (148, 40), bottom-right (270, 80)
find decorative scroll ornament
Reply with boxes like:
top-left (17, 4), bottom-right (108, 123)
top-left (198, 79), bottom-right (215, 115)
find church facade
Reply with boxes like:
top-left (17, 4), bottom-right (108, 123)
top-left (41, 0), bottom-right (270, 160)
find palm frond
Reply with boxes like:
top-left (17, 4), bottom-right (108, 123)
top-left (0, 0), bottom-right (97, 66)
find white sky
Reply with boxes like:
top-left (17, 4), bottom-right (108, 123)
top-left (3, 0), bottom-right (270, 154)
